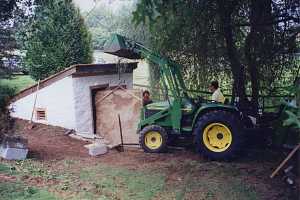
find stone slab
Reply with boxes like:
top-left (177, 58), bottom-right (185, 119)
top-left (0, 147), bottom-right (28, 160)
top-left (0, 135), bottom-right (28, 160)
top-left (85, 143), bottom-right (107, 156)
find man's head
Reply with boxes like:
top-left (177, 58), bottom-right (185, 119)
top-left (142, 90), bottom-right (150, 100)
top-left (209, 81), bottom-right (219, 92)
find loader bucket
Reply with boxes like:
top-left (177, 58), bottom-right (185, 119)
top-left (103, 34), bottom-right (141, 59)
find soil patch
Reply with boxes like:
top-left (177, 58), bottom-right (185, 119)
top-left (5, 119), bottom-right (295, 200)
top-left (14, 119), bottom-right (90, 160)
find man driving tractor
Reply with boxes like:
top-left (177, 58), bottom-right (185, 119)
top-left (209, 81), bottom-right (225, 103)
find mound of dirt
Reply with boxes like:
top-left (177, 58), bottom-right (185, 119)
top-left (14, 119), bottom-right (90, 160)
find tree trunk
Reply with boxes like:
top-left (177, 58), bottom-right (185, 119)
top-left (245, 0), bottom-right (273, 113)
top-left (216, 0), bottom-right (246, 106)
top-left (245, 32), bottom-right (259, 113)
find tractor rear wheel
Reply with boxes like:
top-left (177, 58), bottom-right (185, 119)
top-left (194, 110), bottom-right (244, 160)
top-left (139, 125), bottom-right (168, 153)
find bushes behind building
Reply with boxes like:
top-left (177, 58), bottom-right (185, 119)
top-left (0, 85), bottom-right (15, 136)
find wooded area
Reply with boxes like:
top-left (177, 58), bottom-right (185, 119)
top-left (134, 0), bottom-right (299, 112)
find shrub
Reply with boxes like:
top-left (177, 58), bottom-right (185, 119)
top-left (0, 85), bottom-right (15, 136)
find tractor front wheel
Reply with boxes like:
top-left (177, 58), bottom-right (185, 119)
top-left (194, 110), bottom-right (244, 160)
top-left (139, 125), bottom-right (168, 153)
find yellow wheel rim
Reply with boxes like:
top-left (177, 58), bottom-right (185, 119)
top-left (203, 123), bottom-right (232, 152)
top-left (145, 131), bottom-right (162, 150)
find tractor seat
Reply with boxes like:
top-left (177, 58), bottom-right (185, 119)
top-left (181, 98), bottom-right (195, 115)
top-left (224, 98), bottom-right (229, 105)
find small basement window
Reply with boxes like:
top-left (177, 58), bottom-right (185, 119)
top-left (36, 108), bottom-right (46, 121)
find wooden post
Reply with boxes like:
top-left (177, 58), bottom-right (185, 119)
top-left (117, 114), bottom-right (124, 152)
top-left (27, 80), bottom-right (40, 130)
top-left (30, 80), bottom-right (40, 123)
top-left (270, 144), bottom-right (300, 178)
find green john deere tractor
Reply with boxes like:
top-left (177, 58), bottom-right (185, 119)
top-left (104, 34), bottom-right (249, 160)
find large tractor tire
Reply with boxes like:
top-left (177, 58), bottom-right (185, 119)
top-left (139, 125), bottom-right (168, 153)
top-left (193, 110), bottom-right (244, 160)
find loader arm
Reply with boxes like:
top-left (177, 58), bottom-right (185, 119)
top-left (104, 33), bottom-right (189, 102)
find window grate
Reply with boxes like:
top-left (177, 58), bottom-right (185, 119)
top-left (36, 108), bottom-right (46, 120)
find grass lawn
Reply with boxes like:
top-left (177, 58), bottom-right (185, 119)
top-left (0, 118), bottom-right (294, 200)
top-left (0, 159), bottom-right (264, 200)
top-left (0, 163), bottom-right (56, 200)
top-left (1, 148), bottom-right (293, 200)
top-left (0, 182), bottom-right (56, 200)
top-left (0, 75), bottom-right (36, 92)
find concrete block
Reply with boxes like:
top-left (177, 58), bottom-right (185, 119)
top-left (85, 143), bottom-right (107, 156)
top-left (0, 147), bottom-right (28, 160)
top-left (0, 135), bottom-right (28, 160)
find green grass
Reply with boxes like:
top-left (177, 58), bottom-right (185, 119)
top-left (0, 182), bottom-right (56, 200)
top-left (0, 163), bottom-right (16, 175)
top-left (0, 162), bottom-right (56, 200)
top-left (0, 75), bottom-right (35, 92)
top-left (0, 157), bottom-right (290, 200)
top-left (1, 161), bottom-right (166, 200)
top-left (78, 164), bottom-right (166, 200)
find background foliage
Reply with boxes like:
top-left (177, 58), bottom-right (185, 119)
top-left (0, 0), bottom-right (25, 135)
top-left (133, 0), bottom-right (300, 111)
top-left (283, 81), bottom-right (300, 140)
top-left (19, 0), bottom-right (93, 80)
top-left (84, 2), bottom-right (150, 50)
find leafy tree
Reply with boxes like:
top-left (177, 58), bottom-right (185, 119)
top-left (0, 0), bottom-right (19, 78)
top-left (85, 2), bottom-right (150, 50)
top-left (284, 79), bottom-right (300, 124)
top-left (20, 0), bottom-right (93, 80)
top-left (133, 0), bottom-right (299, 111)
top-left (0, 0), bottom-right (25, 135)
top-left (0, 86), bottom-right (15, 134)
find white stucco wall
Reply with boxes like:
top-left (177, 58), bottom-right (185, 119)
top-left (10, 77), bottom-right (76, 129)
top-left (72, 73), bottom-right (133, 135)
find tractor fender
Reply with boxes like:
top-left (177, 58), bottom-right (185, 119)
top-left (137, 109), bottom-right (170, 133)
top-left (191, 104), bottom-right (240, 131)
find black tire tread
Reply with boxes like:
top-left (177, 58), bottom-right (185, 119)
top-left (193, 110), bottom-right (244, 160)
top-left (139, 125), bottom-right (168, 153)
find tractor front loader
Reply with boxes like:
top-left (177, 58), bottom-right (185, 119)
top-left (104, 34), bottom-right (249, 160)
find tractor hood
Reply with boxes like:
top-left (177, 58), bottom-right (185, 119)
top-left (146, 101), bottom-right (170, 110)
top-left (103, 34), bottom-right (141, 59)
